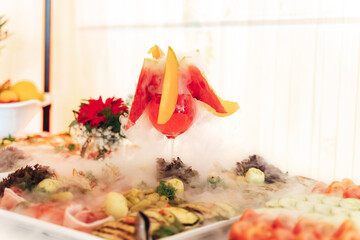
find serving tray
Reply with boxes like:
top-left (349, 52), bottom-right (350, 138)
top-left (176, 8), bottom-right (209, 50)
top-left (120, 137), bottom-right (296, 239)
top-left (0, 209), bottom-right (102, 240)
top-left (0, 207), bottom-right (239, 240)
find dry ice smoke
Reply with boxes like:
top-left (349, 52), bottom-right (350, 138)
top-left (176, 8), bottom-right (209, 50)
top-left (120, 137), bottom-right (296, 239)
top-left (124, 101), bottom-right (250, 175)
top-left (0, 147), bottom-right (27, 172)
top-left (0, 49), bottom-right (318, 235)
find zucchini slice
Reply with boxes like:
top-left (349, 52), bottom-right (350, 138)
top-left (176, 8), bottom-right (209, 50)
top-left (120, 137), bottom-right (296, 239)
top-left (92, 219), bottom-right (135, 240)
top-left (143, 210), bottom-right (169, 225)
top-left (164, 207), bottom-right (200, 226)
top-left (339, 198), bottom-right (360, 211)
top-left (179, 203), bottom-right (220, 221)
top-left (142, 210), bottom-right (168, 233)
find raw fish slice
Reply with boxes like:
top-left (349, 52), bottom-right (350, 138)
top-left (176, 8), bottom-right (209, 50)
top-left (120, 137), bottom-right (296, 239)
top-left (64, 204), bottom-right (114, 233)
top-left (0, 187), bottom-right (26, 210)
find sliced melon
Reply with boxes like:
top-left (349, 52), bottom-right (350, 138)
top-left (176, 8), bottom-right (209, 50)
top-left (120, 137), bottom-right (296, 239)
top-left (148, 45), bottom-right (165, 59)
top-left (187, 65), bottom-right (239, 116)
top-left (157, 47), bottom-right (179, 124)
top-left (199, 72), bottom-right (239, 117)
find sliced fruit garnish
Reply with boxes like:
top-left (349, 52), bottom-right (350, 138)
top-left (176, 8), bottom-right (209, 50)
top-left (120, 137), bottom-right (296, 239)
top-left (148, 45), bottom-right (165, 59)
top-left (200, 95), bottom-right (239, 117)
top-left (127, 46), bottom-right (239, 129)
top-left (158, 47), bottom-right (179, 124)
top-left (126, 59), bottom-right (163, 128)
top-left (187, 65), bottom-right (239, 115)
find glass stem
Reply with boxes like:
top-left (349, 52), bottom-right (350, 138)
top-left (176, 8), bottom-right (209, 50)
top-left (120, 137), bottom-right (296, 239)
top-left (80, 136), bottom-right (92, 158)
top-left (169, 138), bottom-right (175, 160)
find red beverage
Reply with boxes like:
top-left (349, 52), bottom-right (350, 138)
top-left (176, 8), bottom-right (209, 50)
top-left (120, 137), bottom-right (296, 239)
top-left (148, 94), bottom-right (196, 138)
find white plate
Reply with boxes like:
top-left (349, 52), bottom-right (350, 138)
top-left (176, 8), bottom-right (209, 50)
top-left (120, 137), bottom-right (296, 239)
top-left (0, 207), bottom-right (239, 240)
top-left (0, 209), bottom-right (103, 240)
top-left (0, 93), bottom-right (51, 138)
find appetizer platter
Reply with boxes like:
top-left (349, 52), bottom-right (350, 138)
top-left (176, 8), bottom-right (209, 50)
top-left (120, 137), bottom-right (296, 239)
top-left (1, 46), bottom-right (360, 240)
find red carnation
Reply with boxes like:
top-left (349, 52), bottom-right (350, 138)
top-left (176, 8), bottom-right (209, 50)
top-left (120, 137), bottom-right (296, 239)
top-left (76, 96), bottom-right (128, 128)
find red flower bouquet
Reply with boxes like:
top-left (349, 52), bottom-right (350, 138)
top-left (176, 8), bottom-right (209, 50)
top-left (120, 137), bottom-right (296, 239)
top-left (70, 96), bottom-right (129, 159)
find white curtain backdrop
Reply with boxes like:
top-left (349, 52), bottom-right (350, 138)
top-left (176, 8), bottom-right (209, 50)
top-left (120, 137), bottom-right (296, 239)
top-left (51, 0), bottom-right (360, 182)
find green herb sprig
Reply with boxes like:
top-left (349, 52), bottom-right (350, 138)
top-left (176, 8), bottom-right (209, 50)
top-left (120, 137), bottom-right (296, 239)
top-left (156, 181), bottom-right (177, 200)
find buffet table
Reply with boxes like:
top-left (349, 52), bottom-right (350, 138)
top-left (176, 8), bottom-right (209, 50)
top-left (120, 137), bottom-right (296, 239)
top-left (1, 133), bottom-right (360, 240)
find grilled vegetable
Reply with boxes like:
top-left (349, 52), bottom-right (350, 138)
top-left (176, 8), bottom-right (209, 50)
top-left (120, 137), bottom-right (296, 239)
top-left (179, 203), bottom-right (221, 221)
top-left (145, 192), bottom-right (160, 204)
top-left (156, 209), bottom-right (177, 225)
top-left (213, 202), bottom-right (237, 218)
top-left (152, 224), bottom-right (181, 239)
top-left (92, 217), bottom-right (135, 240)
top-left (164, 207), bottom-right (200, 226)
top-left (130, 199), bottom-right (151, 212)
top-left (143, 210), bottom-right (168, 225)
top-left (138, 209), bottom-right (182, 239)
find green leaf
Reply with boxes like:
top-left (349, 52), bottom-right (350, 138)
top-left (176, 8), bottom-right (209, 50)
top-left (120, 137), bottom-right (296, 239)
top-left (67, 143), bottom-right (76, 151)
top-left (85, 123), bottom-right (93, 133)
top-left (207, 176), bottom-right (223, 189)
top-left (6, 134), bottom-right (16, 142)
top-left (152, 224), bottom-right (180, 239)
top-left (156, 181), bottom-right (177, 200)
top-left (0, 19), bottom-right (8, 29)
top-left (69, 120), bottom-right (79, 128)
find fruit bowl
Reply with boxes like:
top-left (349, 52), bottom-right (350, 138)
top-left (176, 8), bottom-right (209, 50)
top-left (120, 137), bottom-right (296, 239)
top-left (0, 93), bottom-right (51, 138)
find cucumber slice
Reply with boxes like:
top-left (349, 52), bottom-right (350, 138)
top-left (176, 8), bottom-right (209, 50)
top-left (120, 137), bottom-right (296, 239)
top-left (314, 203), bottom-right (331, 215)
top-left (265, 199), bottom-right (280, 208)
top-left (330, 207), bottom-right (350, 216)
top-left (339, 198), bottom-right (360, 211)
top-left (305, 194), bottom-right (325, 203)
top-left (300, 212), bottom-right (325, 221)
top-left (322, 196), bottom-right (341, 206)
top-left (278, 197), bottom-right (297, 209)
top-left (325, 215), bottom-right (348, 227)
top-left (164, 207), bottom-right (200, 226)
top-left (295, 201), bottom-right (314, 213)
top-left (349, 211), bottom-right (360, 229)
